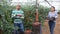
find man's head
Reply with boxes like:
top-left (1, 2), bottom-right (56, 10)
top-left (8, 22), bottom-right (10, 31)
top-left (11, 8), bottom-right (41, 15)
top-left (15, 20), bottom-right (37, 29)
top-left (16, 4), bottom-right (21, 10)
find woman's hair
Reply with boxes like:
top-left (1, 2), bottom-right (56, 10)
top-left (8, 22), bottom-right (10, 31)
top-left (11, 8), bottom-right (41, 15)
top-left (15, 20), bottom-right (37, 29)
top-left (51, 6), bottom-right (55, 11)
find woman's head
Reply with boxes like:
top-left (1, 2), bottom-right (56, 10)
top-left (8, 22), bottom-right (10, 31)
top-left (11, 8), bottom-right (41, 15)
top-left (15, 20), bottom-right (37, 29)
top-left (50, 6), bottom-right (55, 12)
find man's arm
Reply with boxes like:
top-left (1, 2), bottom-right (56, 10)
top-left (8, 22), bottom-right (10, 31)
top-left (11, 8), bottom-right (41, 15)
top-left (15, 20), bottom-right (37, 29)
top-left (20, 11), bottom-right (24, 19)
top-left (11, 11), bottom-right (16, 18)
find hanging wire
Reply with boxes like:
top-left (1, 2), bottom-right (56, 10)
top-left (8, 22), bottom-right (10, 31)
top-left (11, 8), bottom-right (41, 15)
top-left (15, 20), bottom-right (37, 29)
top-left (44, 0), bottom-right (52, 6)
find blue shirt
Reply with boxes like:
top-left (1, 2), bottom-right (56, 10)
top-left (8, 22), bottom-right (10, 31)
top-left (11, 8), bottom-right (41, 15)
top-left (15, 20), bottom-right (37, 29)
top-left (48, 11), bottom-right (58, 18)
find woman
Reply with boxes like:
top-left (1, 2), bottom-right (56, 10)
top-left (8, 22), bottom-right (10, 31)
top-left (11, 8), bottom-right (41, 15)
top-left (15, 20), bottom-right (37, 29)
top-left (47, 6), bottom-right (58, 34)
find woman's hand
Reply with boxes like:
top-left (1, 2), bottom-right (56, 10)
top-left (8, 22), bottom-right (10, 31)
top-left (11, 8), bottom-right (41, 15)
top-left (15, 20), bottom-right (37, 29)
top-left (46, 16), bottom-right (50, 20)
top-left (49, 17), bottom-right (55, 21)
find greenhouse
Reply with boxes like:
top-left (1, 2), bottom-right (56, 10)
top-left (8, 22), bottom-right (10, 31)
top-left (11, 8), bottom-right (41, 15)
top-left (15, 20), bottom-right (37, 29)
top-left (0, 0), bottom-right (60, 34)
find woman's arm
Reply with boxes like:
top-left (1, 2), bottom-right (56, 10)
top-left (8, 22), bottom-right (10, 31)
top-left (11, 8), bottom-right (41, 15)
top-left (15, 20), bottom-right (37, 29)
top-left (55, 12), bottom-right (58, 19)
top-left (46, 12), bottom-right (50, 20)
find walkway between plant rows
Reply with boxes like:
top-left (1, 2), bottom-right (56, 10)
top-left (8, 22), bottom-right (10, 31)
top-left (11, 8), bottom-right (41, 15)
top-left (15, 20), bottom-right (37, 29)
top-left (42, 14), bottom-right (60, 34)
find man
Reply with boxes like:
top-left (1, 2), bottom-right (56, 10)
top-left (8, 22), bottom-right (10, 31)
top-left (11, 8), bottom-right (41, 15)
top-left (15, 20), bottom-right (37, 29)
top-left (11, 4), bottom-right (24, 34)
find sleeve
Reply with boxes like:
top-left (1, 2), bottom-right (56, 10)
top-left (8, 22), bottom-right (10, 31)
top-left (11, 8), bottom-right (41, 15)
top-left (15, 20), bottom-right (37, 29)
top-left (20, 11), bottom-right (24, 19)
top-left (55, 12), bottom-right (58, 18)
top-left (47, 12), bottom-right (50, 17)
top-left (21, 10), bottom-right (24, 16)
top-left (11, 10), bottom-right (16, 18)
top-left (46, 12), bottom-right (50, 20)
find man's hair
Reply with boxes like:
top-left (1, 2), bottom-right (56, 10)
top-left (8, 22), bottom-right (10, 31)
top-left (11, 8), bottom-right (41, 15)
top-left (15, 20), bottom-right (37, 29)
top-left (16, 4), bottom-right (21, 7)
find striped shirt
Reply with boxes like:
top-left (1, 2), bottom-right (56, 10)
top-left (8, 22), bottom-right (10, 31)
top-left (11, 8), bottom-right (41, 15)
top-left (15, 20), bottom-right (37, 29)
top-left (11, 9), bottom-right (24, 18)
top-left (11, 9), bottom-right (24, 23)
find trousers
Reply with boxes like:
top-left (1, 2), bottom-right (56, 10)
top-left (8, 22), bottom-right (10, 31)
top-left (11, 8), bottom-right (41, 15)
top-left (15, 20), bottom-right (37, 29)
top-left (48, 21), bottom-right (55, 34)
top-left (14, 23), bottom-right (24, 34)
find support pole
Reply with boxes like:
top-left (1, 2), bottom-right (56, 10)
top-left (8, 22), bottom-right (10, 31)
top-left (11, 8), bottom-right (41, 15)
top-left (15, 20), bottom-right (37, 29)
top-left (32, 0), bottom-right (42, 34)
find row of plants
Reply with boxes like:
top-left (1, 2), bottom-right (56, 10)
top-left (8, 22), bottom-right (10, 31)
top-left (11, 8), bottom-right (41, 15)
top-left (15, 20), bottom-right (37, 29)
top-left (0, 5), bottom-right (50, 34)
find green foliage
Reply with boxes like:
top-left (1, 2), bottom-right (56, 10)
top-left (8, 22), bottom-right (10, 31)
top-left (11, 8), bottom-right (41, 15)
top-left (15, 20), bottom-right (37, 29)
top-left (0, 5), bottom-right (14, 34)
top-left (21, 5), bottom-right (50, 29)
top-left (0, 5), bottom-right (50, 34)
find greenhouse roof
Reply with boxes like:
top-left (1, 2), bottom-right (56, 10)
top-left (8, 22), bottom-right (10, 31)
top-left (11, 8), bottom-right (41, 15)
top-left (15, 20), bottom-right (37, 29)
top-left (11, 0), bottom-right (60, 10)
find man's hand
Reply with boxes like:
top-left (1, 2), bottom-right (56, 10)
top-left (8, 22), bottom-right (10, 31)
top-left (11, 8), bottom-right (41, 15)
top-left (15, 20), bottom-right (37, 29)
top-left (11, 14), bottom-right (16, 18)
top-left (20, 16), bottom-right (24, 19)
top-left (16, 14), bottom-right (22, 17)
top-left (16, 14), bottom-right (24, 19)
